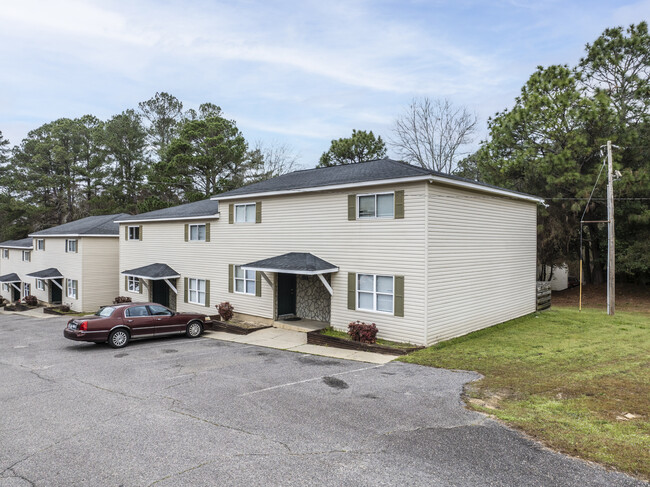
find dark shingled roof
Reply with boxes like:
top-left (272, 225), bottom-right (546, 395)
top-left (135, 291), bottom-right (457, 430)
top-left (30, 214), bottom-right (130, 237)
top-left (26, 268), bottom-right (64, 279)
top-left (0, 273), bottom-right (21, 283)
top-left (0, 238), bottom-right (33, 249)
top-left (243, 253), bottom-right (338, 274)
top-left (213, 158), bottom-right (542, 202)
top-left (115, 199), bottom-right (220, 222)
top-left (121, 263), bottom-right (180, 280)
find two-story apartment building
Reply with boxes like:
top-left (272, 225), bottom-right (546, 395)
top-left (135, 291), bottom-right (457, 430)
top-left (117, 159), bottom-right (543, 346)
top-left (27, 214), bottom-right (128, 312)
top-left (0, 238), bottom-right (34, 302)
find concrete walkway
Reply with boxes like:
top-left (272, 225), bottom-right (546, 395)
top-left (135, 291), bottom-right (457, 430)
top-left (0, 307), bottom-right (58, 319)
top-left (203, 327), bottom-right (399, 364)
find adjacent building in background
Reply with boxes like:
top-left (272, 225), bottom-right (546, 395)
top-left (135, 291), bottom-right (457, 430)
top-left (26, 214), bottom-right (129, 312)
top-left (0, 238), bottom-right (34, 303)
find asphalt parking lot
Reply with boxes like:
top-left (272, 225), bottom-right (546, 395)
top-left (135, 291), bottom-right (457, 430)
top-left (0, 314), bottom-right (645, 487)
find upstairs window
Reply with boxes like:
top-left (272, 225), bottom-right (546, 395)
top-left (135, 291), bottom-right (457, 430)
top-left (358, 193), bottom-right (394, 219)
top-left (189, 224), bottom-right (206, 241)
top-left (22, 251), bottom-right (31, 262)
top-left (36, 239), bottom-right (45, 250)
top-left (235, 203), bottom-right (256, 223)
top-left (66, 239), bottom-right (78, 253)
top-left (128, 226), bottom-right (140, 240)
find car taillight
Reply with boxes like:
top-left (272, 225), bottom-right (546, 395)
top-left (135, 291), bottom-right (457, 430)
top-left (79, 321), bottom-right (88, 331)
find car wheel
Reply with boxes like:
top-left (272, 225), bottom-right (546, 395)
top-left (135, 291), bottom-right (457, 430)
top-left (108, 329), bottom-right (130, 348)
top-left (186, 321), bottom-right (203, 338)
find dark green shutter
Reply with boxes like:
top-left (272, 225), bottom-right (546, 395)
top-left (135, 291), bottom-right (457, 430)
top-left (395, 190), bottom-right (404, 219)
top-left (394, 276), bottom-right (404, 317)
top-left (255, 201), bottom-right (262, 223)
top-left (205, 280), bottom-right (210, 307)
top-left (184, 277), bottom-right (188, 303)
top-left (255, 272), bottom-right (261, 297)
top-left (228, 204), bottom-right (234, 224)
top-left (124, 276), bottom-right (128, 291)
top-left (138, 278), bottom-right (143, 294)
top-left (184, 224), bottom-right (189, 242)
top-left (347, 272), bottom-right (356, 310)
top-left (228, 264), bottom-right (233, 293)
top-left (348, 195), bottom-right (356, 220)
top-left (64, 279), bottom-right (68, 297)
top-left (124, 226), bottom-right (128, 240)
top-left (139, 225), bottom-right (143, 241)
top-left (42, 239), bottom-right (45, 251)
top-left (65, 240), bottom-right (68, 253)
top-left (205, 223), bottom-right (210, 242)
top-left (74, 240), bottom-right (78, 253)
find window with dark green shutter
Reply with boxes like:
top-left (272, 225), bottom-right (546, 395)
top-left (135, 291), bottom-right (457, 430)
top-left (347, 273), bottom-right (356, 309)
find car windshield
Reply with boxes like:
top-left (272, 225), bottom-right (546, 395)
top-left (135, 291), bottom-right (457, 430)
top-left (95, 306), bottom-right (115, 317)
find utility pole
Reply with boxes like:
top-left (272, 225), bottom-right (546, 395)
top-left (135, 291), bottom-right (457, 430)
top-left (607, 140), bottom-right (615, 316)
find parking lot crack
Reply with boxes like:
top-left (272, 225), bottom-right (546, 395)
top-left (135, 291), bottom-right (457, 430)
top-left (75, 378), bottom-right (145, 400)
top-left (147, 460), bottom-right (216, 487)
top-left (2, 467), bottom-right (35, 486)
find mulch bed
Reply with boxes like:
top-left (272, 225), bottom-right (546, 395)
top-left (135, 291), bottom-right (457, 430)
top-left (4, 304), bottom-right (32, 312)
top-left (205, 317), bottom-right (272, 335)
top-left (307, 330), bottom-right (423, 356)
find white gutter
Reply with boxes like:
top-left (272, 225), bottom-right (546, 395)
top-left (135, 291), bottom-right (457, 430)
top-left (1, 245), bottom-right (33, 249)
top-left (28, 234), bottom-right (119, 238)
top-left (241, 266), bottom-right (339, 275)
top-left (121, 273), bottom-right (181, 280)
top-left (428, 176), bottom-right (545, 204)
top-left (212, 176), bottom-right (432, 201)
top-left (114, 214), bottom-right (220, 224)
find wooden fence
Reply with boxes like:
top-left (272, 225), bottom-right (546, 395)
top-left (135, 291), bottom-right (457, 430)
top-left (536, 282), bottom-right (552, 311)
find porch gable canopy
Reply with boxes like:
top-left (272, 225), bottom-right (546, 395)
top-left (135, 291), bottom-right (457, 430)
top-left (242, 252), bottom-right (338, 275)
top-left (0, 273), bottom-right (21, 283)
top-left (121, 263), bottom-right (180, 280)
top-left (26, 268), bottom-right (64, 279)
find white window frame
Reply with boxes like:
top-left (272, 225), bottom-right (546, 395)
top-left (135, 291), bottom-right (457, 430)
top-left (357, 192), bottom-right (395, 219)
top-left (22, 250), bottom-right (31, 262)
top-left (234, 266), bottom-right (256, 295)
top-left (127, 276), bottom-right (140, 293)
top-left (356, 274), bottom-right (394, 314)
top-left (36, 279), bottom-right (45, 291)
top-left (1, 249), bottom-right (7, 259)
top-left (234, 203), bottom-right (256, 223)
top-left (67, 279), bottom-right (78, 299)
top-left (2, 283), bottom-right (8, 292)
top-left (189, 224), bottom-right (206, 241)
top-left (66, 239), bottom-right (77, 252)
top-left (23, 283), bottom-right (31, 297)
top-left (188, 278), bottom-right (206, 305)
top-left (128, 226), bottom-right (140, 241)
top-left (36, 239), bottom-right (45, 250)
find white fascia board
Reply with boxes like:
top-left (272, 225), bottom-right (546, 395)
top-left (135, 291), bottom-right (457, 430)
top-left (1, 245), bottom-right (33, 249)
top-left (211, 176), bottom-right (431, 201)
top-left (27, 234), bottom-right (118, 238)
top-left (114, 214), bottom-right (220, 224)
top-left (428, 176), bottom-right (545, 204)
top-left (241, 266), bottom-right (339, 275)
top-left (121, 273), bottom-right (181, 280)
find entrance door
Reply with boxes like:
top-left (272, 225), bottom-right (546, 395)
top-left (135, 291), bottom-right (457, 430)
top-left (277, 273), bottom-right (296, 316)
top-left (51, 279), bottom-right (62, 304)
top-left (152, 280), bottom-right (169, 307)
top-left (12, 285), bottom-right (21, 302)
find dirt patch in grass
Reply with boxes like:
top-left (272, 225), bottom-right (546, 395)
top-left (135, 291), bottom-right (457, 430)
top-left (399, 308), bottom-right (650, 480)
top-left (553, 283), bottom-right (650, 313)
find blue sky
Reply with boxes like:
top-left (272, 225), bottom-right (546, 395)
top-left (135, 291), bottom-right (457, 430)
top-left (0, 0), bottom-right (647, 167)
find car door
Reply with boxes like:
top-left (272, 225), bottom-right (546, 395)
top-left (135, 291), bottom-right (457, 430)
top-left (148, 304), bottom-right (181, 336)
top-left (123, 305), bottom-right (155, 338)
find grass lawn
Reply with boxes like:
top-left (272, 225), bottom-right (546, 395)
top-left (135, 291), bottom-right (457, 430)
top-left (399, 307), bottom-right (650, 480)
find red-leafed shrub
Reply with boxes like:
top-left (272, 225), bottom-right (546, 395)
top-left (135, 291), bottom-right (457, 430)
top-left (217, 302), bottom-right (234, 322)
top-left (348, 321), bottom-right (378, 344)
top-left (113, 296), bottom-right (132, 304)
top-left (23, 295), bottom-right (38, 306)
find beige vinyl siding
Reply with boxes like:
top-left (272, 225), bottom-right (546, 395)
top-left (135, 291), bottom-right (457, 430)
top-left (0, 247), bottom-right (33, 302)
top-left (119, 221), bottom-right (218, 315)
top-left (426, 183), bottom-right (537, 346)
top-left (81, 238), bottom-right (120, 310)
top-left (217, 182), bottom-right (428, 344)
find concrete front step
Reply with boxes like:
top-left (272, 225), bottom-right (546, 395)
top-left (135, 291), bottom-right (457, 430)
top-left (273, 319), bottom-right (328, 333)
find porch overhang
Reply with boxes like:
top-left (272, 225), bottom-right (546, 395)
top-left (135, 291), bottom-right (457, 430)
top-left (0, 273), bottom-right (21, 283)
top-left (241, 253), bottom-right (338, 276)
top-left (121, 263), bottom-right (180, 280)
top-left (26, 268), bottom-right (64, 279)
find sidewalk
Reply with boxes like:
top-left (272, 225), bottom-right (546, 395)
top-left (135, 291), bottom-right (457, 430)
top-left (0, 308), bottom-right (57, 319)
top-left (203, 327), bottom-right (398, 364)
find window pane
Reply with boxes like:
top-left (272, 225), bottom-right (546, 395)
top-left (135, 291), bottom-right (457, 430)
top-left (235, 266), bottom-right (244, 278)
top-left (358, 274), bottom-right (374, 292)
top-left (246, 204), bottom-right (256, 222)
top-left (197, 279), bottom-right (205, 292)
top-left (246, 280), bottom-right (255, 294)
top-left (197, 291), bottom-right (205, 305)
top-left (376, 276), bottom-right (393, 293)
top-left (245, 270), bottom-right (255, 280)
top-left (235, 205), bottom-right (246, 222)
top-left (235, 279), bottom-right (244, 293)
top-left (190, 225), bottom-right (198, 240)
top-left (198, 225), bottom-right (206, 240)
top-left (358, 196), bottom-right (375, 218)
top-left (358, 292), bottom-right (373, 310)
top-left (377, 294), bottom-right (393, 313)
top-left (377, 194), bottom-right (394, 217)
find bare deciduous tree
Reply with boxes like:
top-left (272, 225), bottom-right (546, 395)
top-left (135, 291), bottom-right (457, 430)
top-left (247, 140), bottom-right (302, 182)
top-left (391, 97), bottom-right (478, 173)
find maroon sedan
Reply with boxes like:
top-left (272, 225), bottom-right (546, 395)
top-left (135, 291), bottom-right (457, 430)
top-left (64, 303), bottom-right (207, 348)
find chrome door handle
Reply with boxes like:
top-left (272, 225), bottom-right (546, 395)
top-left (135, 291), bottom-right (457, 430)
top-left (127, 319), bottom-right (133, 323)
top-left (157, 318), bottom-right (162, 321)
